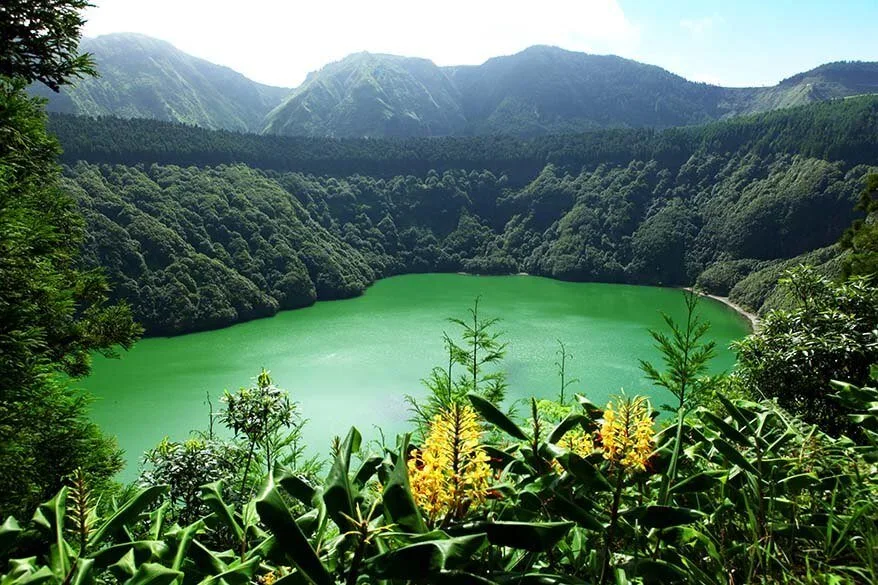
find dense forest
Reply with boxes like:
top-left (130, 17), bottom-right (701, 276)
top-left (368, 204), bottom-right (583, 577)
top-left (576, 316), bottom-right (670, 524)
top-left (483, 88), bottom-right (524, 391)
top-left (55, 97), bottom-right (878, 334)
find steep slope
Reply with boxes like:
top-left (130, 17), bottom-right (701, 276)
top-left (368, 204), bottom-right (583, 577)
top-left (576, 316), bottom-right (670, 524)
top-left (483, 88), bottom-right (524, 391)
top-left (721, 61), bottom-right (878, 116)
top-left (33, 35), bottom-right (878, 137)
top-left (68, 163), bottom-right (375, 335)
top-left (447, 45), bottom-right (724, 135)
top-left (32, 33), bottom-right (290, 132)
top-left (267, 47), bottom-right (878, 137)
top-left (262, 52), bottom-right (466, 137)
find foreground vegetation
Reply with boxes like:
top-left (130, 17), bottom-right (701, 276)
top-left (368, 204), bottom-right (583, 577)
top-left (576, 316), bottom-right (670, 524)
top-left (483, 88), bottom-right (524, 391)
top-left (2, 275), bottom-right (877, 584)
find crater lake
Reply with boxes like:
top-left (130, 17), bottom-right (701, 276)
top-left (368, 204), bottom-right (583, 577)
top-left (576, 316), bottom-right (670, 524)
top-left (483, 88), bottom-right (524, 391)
top-left (81, 274), bottom-right (751, 477)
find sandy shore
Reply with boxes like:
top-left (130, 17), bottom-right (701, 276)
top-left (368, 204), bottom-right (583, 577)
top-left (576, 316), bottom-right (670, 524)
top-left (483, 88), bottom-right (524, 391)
top-left (684, 287), bottom-right (759, 331)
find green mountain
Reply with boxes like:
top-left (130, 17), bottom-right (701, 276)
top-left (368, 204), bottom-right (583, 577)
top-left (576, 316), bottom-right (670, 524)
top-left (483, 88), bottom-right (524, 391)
top-left (50, 96), bottom-right (878, 334)
top-left (265, 45), bottom-right (878, 137)
top-left (262, 52), bottom-right (466, 137)
top-left (36, 36), bottom-right (878, 138)
top-left (446, 45), bottom-right (724, 135)
top-left (32, 33), bottom-right (290, 132)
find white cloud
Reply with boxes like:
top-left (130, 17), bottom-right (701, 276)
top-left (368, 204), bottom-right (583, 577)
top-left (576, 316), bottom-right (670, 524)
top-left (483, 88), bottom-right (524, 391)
top-left (679, 16), bottom-right (719, 39)
top-left (82, 0), bottom-right (640, 87)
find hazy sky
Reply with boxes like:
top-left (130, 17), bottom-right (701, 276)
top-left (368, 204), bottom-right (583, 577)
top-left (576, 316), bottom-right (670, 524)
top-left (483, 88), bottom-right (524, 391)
top-left (82, 0), bottom-right (878, 89)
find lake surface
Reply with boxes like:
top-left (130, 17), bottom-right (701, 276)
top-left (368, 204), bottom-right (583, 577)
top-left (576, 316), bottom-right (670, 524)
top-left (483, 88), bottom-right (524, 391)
top-left (81, 274), bottom-right (751, 478)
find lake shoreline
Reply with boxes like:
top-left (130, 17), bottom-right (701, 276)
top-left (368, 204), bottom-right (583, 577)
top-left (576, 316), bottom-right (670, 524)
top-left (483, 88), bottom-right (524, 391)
top-left (144, 271), bottom-right (757, 339)
top-left (684, 287), bottom-right (759, 331)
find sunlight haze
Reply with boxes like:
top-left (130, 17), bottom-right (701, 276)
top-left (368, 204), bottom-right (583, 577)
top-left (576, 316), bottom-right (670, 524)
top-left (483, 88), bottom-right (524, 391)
top-left (82, 0), bottom-right (878, 88)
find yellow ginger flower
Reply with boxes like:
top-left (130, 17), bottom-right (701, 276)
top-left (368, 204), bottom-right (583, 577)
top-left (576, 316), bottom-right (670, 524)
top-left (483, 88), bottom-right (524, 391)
top-left (408, 403), bottom-right (492, 523)
top-left (600, 396), bottom-right (655, 472)
top-left (553, 427), bottom-right (593, 472)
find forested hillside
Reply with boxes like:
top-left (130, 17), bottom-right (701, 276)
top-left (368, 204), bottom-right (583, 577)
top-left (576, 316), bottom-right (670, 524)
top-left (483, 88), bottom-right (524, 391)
top-left (55, 97), bottom-right (878, 334)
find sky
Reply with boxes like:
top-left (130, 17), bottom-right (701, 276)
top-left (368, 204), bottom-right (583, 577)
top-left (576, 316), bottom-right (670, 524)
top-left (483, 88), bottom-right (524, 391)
top-left (81, 0), bottom-right (878, 89)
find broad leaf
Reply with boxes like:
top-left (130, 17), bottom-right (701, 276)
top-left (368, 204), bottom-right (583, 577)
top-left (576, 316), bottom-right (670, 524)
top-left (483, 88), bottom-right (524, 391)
top-left (256, 470), bottom-right (332, 585)
top-left (481, 521), bottom-right (574, 552)
top-left (382, 435), bottom-right (426, 533)
top-left (365, 534), bottom-right (488, 579)
top-left (467, 393), bottom-right (527, 440)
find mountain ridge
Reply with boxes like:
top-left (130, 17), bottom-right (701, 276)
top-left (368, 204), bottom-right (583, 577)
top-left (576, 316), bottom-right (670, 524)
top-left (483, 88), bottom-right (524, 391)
top-left (32, 33), bottom-right (291, 132)
top-left (35, 33), bottom-right (878, 137)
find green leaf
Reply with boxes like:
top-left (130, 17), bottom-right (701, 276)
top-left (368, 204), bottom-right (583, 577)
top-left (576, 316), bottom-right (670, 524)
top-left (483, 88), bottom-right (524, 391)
top-left (365, 534), bottom-right (488, 579)
top-left (701, 411), bottom-right (751, 447)
top-left (715, 395), bottom-right (753, 431)
top-left (496, 575), bottom-right (590, 584)
top-left (625, 506), bottom-right (705, 529)
top-left (669, 471), bottom-right (725, 494)
top-left (467, 393), bottom-right (527, 440)
top-left (427, 571), bottom-right (498, 584)
top-left (166, 520), bottom-right (203, 573)
top-left (549, 495), bottom-right (604, 531)
top-left (200, 482), bottom-right (243, 542)
top-left (255, 470), bottom-right (332, 585)
top-left (322, 427), bottom-right (361, 531)
top-left (121, 563), bottom-right (183, 585)
top-left (382, 435), bottom-right (426, 533)
top-left (68, 558), bottom-right (95, 585)
top-left (89, 486), bottom-right (168, 547)
top-left (2, 559), bottom-right (56, 585)
top-left (779, 472), bottom-right (819, 494)
top-left (353, 455), bottom-right (383, 489)
top-left (547, 414), bottom-right (588, 444)
top-left (0, 516), bottom-right (22, 557)
top-left (481, 521), bottom-right (573, 552)
top-left (89, 541), bottom-right (171, 569)
top-left (624, 558), bottom-right (686, 583)
top-left (711, 438), bottom-right (758, 475)
top-left (31, 487), bottom-right (70, 578)
top-left (196, 557), bottom-right (261, 585)
top-left (556, 453), bottom-right (611, 492)
top-left (108, 549), bottom-right (138, 580)
top-left (574, 394), bottom-right (605, 420)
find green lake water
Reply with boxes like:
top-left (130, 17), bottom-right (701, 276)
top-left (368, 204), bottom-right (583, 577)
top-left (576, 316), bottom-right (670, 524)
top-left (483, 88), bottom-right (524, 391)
top-left (81, 274), bottom-right (751, 478)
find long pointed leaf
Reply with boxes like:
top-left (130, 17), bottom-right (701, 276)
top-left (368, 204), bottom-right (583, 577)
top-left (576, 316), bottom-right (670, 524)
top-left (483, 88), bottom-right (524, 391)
top-left (256, 471), bottom-right (332, 585)
top-left (89, 486), bottom-right (168, 547)
top-left (382, 435), bottom-right (426, 534)
top-left (467, 394), bottom-right (527, 440)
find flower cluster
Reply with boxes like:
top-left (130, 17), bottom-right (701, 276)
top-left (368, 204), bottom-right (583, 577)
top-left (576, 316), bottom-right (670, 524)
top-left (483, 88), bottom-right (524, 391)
top-left (600, 396), bottom-right (655, 472)
top-left (408, 403), bottom-right (492, 523)
top-left (552, 427), bottom-right (594, 473)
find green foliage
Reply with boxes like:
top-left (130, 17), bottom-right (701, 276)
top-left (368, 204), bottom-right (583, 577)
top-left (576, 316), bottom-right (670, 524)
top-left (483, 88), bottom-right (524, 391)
top-left (0, 1), bottom-right (96, 91)
top-left (840, 172), bottom-right (878, 277)
top-left (36, 96), bottom-right (877, 335)
top-left (640, 291), bottom-right (719, 509)
top-left (140, 438), bottom-right (243, 525)
top-left (0, 8), bottom-right (141, 520)
top-left (409, 299), bottom-right (509, 432)
top-left (735, 267), bottom-right (878, 434)
top-left (640, 291), bottom-right (719, 414)
top-left (4, 305), bottom-right (878, 584)
top-left (728, 245), bottom-right (844, 313)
